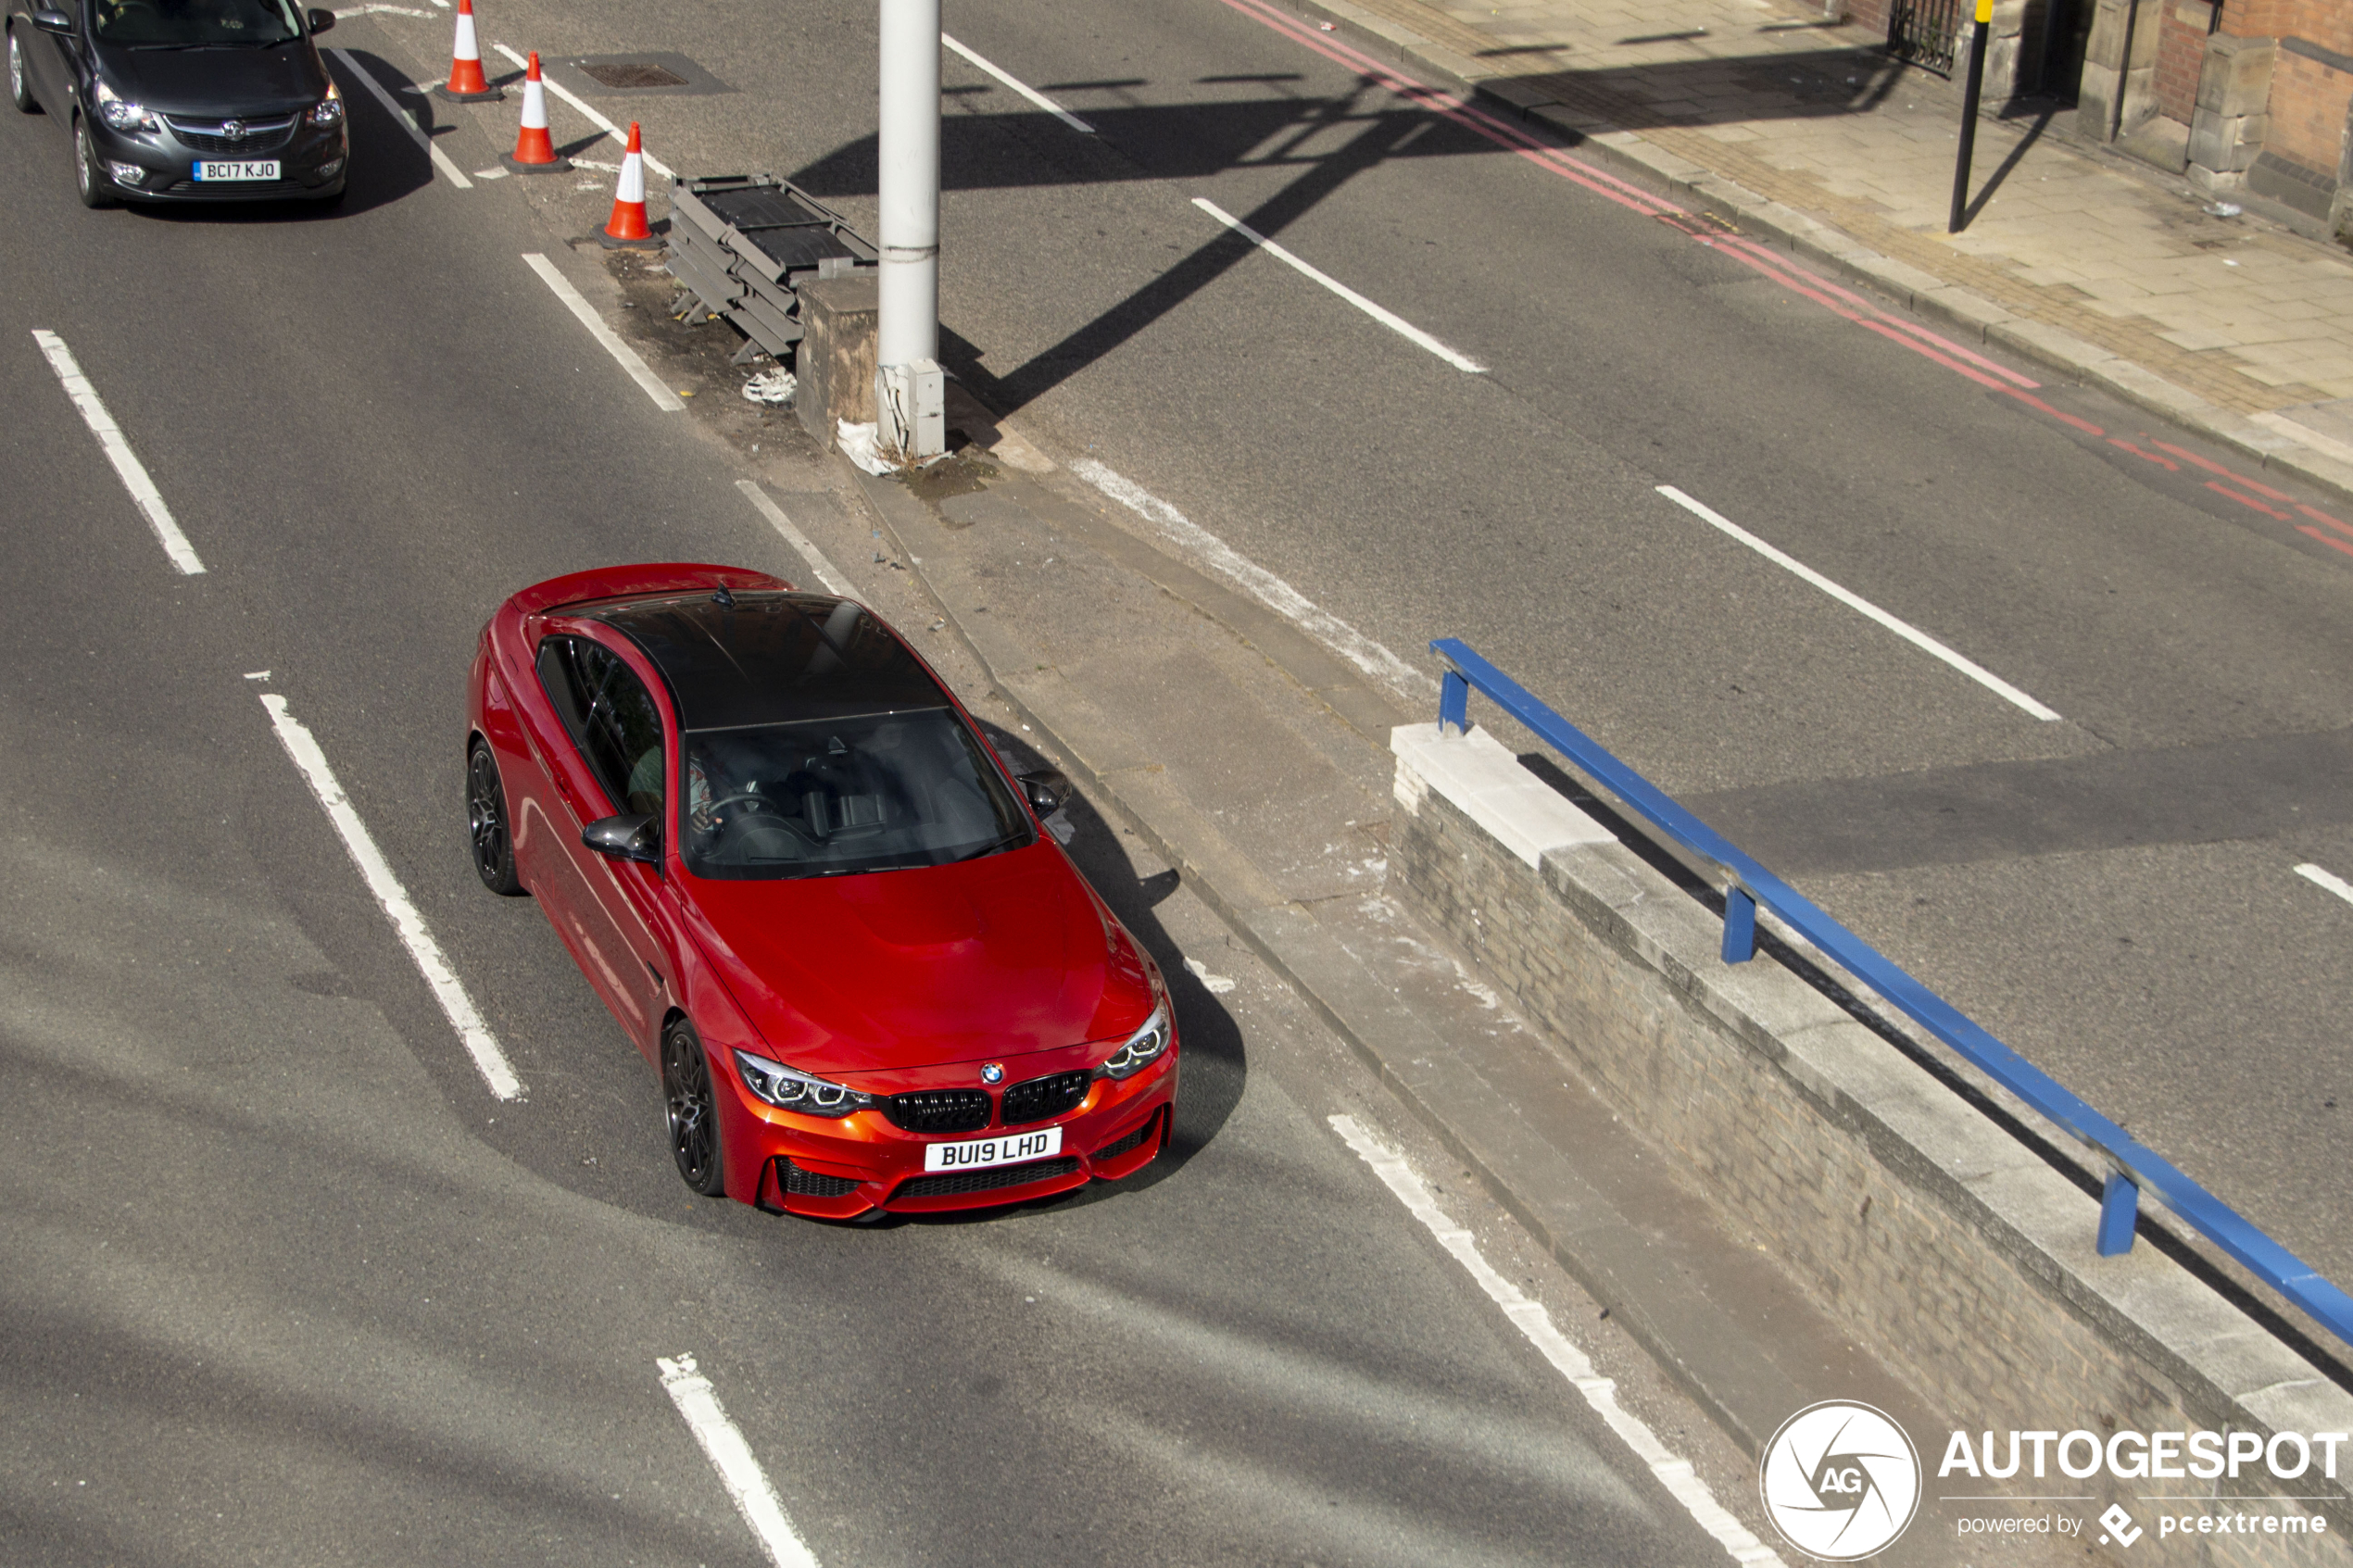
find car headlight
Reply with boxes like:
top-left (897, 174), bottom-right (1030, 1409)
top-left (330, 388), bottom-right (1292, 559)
top-left (94, 80), bottom-right (157, 132)
top-left (308, 83), bottom-right (343, 125)
top-left (732, 1049), bottom-right (872, 1118)
top-left (1098, 1000), bottom-right (1169, 1080)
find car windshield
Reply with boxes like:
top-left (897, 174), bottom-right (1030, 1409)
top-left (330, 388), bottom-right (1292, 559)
top-left (680, 708), bottom-right (1034, 880)
top-left (93, 0), bottom-right (303, 46)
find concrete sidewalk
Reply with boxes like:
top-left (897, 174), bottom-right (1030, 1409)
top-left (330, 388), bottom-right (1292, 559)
top-left (1272, 0), bottom-right (2353, 509)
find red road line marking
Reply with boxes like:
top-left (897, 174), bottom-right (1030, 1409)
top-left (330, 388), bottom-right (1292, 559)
top-left (2208, 480), bottom-right (2293, 520)
top-left (1999, 387), bottom-right (2105, 437)
top-left (2295, 503), bottom-right (2353, 538)
top-left (2108, 438), bottom-right (2179, 470)
top-left (2147, 439), bottom-right (2296, 499)
top-left (1858, 320), bottom-right (2010, 390)
top-left (2297, 525), bottom-right (2353, 558)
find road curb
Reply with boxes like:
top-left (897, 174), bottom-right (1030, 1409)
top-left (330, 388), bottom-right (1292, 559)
top-left (1259, 0), bottom-right (2353, 513)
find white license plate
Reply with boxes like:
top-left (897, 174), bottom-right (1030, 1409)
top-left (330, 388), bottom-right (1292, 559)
top-left (923, 1124), bottom-right (1062, 1173)
top-left (195, 160), bottom-right (281, 182)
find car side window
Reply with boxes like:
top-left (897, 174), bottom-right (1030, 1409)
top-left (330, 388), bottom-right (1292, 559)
top-left (535, 635), bottom-right (666, 819)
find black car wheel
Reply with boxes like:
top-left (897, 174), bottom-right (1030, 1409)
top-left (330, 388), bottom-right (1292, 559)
top-left (662, 1018), bottom-right (727, 1196)
top-left (8, 30), bottom-right (39, 113)
top-left (72, 116), bottom-right (114, 208)
top-left (467, 740), bottom-right (524, 895)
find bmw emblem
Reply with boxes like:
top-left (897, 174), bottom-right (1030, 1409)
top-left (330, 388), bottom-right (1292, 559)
top-left (980, 1062), bottom-right (1005, 1085)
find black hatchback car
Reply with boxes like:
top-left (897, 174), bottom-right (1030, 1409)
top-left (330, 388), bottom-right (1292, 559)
top-left (7, 0), bottom-right (346, 207)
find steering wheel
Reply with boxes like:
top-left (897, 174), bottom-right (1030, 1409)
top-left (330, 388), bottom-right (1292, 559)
top-left (705, 793), bottom-right (786, 816)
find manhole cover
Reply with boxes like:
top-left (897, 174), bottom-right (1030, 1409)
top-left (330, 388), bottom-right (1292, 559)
top-left (580, 60), bottom-right (689, 90)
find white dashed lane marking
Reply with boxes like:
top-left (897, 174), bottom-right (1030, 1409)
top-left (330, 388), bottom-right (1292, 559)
top-left (522, 253), bottom-right (687, 412)
top-left (31, 330), bottom-right (206, 575)
top-left (327, 49), bottom-right (473, 188)
top-left (657, 1355), bottom-right (823, 1568)
top-left (259, 690), bottom-right (522, 1100)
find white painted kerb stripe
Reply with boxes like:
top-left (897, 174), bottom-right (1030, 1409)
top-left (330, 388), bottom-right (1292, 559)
top-left (1069, 458), bottom-right (1435, 699)
top-left (736, 481), bottom-right (852, 596)
top-left (657, 1356), bottom-right (821, 1568)
top-left (328, 48), bottom-right (472, 187)
top-left (1655, 485), bottom-right (2062, 722)
top-left (31, 330), bottom-right (206, 575)
top-left (2295, 863), bottom-right (2353, 907)
top-left (259, 693), bottom-right (522, 1100)
top-left (1329, 1116), bottom-right (1785, 1566)
top-left (942, 34), bottom-right (1096, 133)
top-left (1190, 197), bottom-right (1485, 373)
top-left (522, 254), bottom-right (686, 411)
top-left (491, 44), bottom-right (675, 179)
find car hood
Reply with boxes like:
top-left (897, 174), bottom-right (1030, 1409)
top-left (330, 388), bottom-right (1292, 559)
top-left (103, 44), bottom-right (327, 117)
top-left (685, 841), bottom-right (1153, 1078)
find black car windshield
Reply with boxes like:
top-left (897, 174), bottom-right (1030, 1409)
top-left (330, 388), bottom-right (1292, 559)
top-left (681, 708), bottom-right (1034, 880)
top-left (93, 0), bottom-right (303, 46)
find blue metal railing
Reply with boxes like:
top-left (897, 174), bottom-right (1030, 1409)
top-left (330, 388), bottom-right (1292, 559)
top-left (1431, 637), bottom-right (2353, 1351)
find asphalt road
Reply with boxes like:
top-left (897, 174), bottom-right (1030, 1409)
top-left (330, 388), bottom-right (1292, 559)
top-left (0, 19), bottom-right (1776, 1566)
top-left (1, 0), bottom-right (2347, 1557)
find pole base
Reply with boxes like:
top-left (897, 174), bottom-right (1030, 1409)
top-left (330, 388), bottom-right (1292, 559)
top-left (501, 153), bottom-right (574, 174)
top-left (433, 83), bottom-right (505, 104)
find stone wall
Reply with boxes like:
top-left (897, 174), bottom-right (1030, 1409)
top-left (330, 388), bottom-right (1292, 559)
top-left (1389, 722), bottom-right (2353, 1566)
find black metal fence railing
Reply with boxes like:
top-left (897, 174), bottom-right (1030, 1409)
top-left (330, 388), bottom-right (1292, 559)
top-left (1888, 0), bottom-right (1962, 75)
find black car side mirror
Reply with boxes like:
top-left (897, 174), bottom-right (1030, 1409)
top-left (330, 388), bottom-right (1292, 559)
top-left (1017, 770), bottom-right (1070, 817)
top-left (583, 811), bottom-right (661, 867)
top-left (30, 9), bottom-right (72, 33)
top-left (306, 6), bottom-right (335, 30)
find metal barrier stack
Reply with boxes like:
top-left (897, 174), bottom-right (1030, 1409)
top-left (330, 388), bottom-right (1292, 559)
top-left (1428, 635), bottom-right (2353, 1351)
top-left (663, 174), bottom-right (878, 365)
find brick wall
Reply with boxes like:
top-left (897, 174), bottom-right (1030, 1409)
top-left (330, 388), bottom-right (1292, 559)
top-left (2221, 0), bottom-right (2353, 56)
top-left (2267, 44), bottom-right (2353, 178)
top-left (2156, 3), bottom-right (2212, 122)
top-left (1390, 735), bottom-right (2353, 1565)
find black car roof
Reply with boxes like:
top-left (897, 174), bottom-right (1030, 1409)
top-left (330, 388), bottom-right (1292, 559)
top-left (591, 592), bottom-right (944, 730)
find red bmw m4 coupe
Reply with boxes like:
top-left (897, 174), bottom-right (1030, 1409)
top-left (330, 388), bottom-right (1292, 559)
top-left (466, 564), bottom-right (1176, 1218)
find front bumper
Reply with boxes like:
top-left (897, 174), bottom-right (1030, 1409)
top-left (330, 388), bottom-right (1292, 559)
top-left (730, 1046), bottom-right (1180, 1219)
top-left (88, 112), bottom-right (347, 201)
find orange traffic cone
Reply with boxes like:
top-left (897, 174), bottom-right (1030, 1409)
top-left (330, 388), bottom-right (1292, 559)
top-left (598, 122), bottom-right (661, 249)
top-left (431, 0), bottom-right (502, 103)
top-left (499, 51), bottom-right (571, 174)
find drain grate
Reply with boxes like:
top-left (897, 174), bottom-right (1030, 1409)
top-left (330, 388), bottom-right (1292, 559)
top-left (580, 61), bottom-right (688, 90)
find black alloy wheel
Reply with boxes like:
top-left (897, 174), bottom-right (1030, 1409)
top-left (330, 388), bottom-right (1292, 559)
top-left (467, 741), bottom-right (524, 895)
top-left (73, 115), bottom-right (113, 208)
top-left (9, 30), bottom-right (39, 113)
top-left (662, 1018), bottom-right (726, 1196)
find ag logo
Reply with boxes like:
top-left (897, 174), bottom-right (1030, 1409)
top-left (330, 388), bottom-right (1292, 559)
top-left (1759, 1401), bottom-right (1921, 1561)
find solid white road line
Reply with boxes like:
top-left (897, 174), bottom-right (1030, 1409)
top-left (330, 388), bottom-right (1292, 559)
top-left (522, 254), bottom-right (687, 412)
top-left (1329, 1115), bottom-right (1786, 1567)
top-left (258, 693), bottom-right (522, 1100)
top-left (736, 481), bottom-right (852, 596)
top-left (491, 43), bottom-right (675, 180)
top-left (2295, 863), bottom-right (2353, 907)
top-left (1655, 484), bottom-right (2063, 722)
top-left (1189, 197), bottom-right (1486, 373)
top-left (1069, 458), bottom-right (1435, 698)
top-left (656, 1355), bottom-right (822, 1568)
top-left (942, 34), bottom-right (1096, 133)
top-left (327, 48), bottom-right (473, 188)
top-left (31, 330), bottom-right (206, 575)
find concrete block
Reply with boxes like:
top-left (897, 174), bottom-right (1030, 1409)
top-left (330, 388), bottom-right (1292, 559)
top-left (1390, 724), bottom-right (1612, 869)
top-left (2195, 34), bottom-right (2275, 119)
top-left (793, 272), bottom-right (877, 446)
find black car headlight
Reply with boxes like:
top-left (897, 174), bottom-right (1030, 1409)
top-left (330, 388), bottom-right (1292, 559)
top-left (1098, 1001), bottom-right (1170, 1080)
top-left (94, 81), bottom-right (157, 132)
top-left (308, 84), bottom-right (343, 126)
top-left (733, 1049), bottom-right (872, 1118)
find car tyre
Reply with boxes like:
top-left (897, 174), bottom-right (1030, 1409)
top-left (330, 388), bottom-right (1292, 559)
top-left (8, 29), bottom-right (40, 113)
top-left (73, 116), bottom-right (115, 208)
top-left (466, 740), bottom-right (525, 895)
top-left (662, 1018), bottom-right (727, 1197)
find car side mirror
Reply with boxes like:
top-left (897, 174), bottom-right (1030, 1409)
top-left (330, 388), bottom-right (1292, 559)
top-left (306, 7), bottom-right (334, 31)
top-left (583, 811), bottom-right (661, 867)
top-left (1017, 770), bottom-right (1069, 817)
top-left (31, 9), bottom-right (73, 33)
